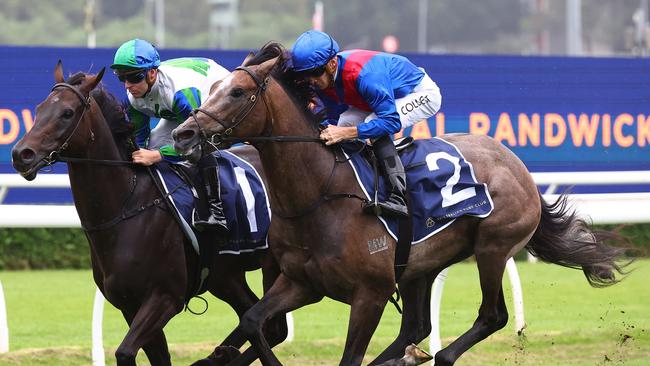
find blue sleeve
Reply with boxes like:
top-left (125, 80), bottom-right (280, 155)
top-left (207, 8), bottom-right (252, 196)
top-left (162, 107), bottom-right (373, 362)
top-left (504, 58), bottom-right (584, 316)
top-left (355, 73), bottom-right (402, 140)
top-left (124, 99), bottom-right (151, 148)
top-left (172, 87), bottom-right (202, 122)
top-left (315, 91), bottom-right (349, 125)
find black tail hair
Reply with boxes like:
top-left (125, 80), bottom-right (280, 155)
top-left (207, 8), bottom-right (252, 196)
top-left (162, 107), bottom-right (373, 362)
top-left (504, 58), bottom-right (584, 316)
top-left (526, 192), bottom-right (632, 287)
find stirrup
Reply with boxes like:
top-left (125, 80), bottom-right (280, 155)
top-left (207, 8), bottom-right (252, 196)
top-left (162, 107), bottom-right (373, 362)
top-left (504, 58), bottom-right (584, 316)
top-left (362, 200), bottom-right (408, 218)
top-left (363, 201), bottom-right (383, 216)
top-left (193, 213), bottom-right (228, 233)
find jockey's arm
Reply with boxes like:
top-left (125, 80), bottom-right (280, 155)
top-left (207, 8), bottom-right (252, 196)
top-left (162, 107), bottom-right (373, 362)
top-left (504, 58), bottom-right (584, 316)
top-left (131, 88), bottom-right (200, 166)
top-left (125, 103), bottom-right (163, 166)
top-left (320, 73), bottom-right (401, 145)
top-left (320, 125), bottom-right (358, 145)
top-left (126, 102), bottom-right (151, 148)
top-left (132, 148), bottom-right (163, 166)
top-left (355, 73), bottom-right (401, 139)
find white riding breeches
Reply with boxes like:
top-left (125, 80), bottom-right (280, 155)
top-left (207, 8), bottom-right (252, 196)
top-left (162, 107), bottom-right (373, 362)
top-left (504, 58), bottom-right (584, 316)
top-left (148, 118), bottom-right (177, 150)
top-left (337, 72), bottom-right (442, 130)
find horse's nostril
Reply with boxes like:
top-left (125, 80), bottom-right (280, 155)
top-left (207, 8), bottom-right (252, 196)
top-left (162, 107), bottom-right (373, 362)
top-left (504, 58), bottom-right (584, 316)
top-left (176, 129), bottom-right (196, 142)
top-left (19, 148), bottom-right (36, 163)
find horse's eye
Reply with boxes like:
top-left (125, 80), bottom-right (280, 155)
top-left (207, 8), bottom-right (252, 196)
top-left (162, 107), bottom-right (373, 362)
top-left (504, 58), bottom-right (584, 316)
top-left (62, 109), bottom-right (74, 119)
top-left (230, 88), bottom-right (245, 98)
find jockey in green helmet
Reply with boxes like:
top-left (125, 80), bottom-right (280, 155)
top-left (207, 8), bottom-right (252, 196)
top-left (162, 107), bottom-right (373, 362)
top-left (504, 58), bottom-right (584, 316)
top-left (111, 38), bottom-right (231, 233)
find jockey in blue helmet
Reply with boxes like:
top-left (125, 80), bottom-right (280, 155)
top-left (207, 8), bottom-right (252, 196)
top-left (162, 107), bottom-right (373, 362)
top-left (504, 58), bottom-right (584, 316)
top-left (291, 30), bottom-right (442, 218)
top-left (111, 38), bottom-right (231, 232)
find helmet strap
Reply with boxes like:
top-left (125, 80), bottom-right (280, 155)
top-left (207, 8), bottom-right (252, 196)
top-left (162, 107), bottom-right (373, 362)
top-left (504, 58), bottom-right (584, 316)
top-left (326, 57), bottom-right (338, 88)
top-left (143, 69), bottom-right (157, 97)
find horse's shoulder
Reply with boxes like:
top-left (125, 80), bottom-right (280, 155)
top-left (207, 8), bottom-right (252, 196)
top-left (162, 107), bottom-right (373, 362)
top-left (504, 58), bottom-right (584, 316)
top-left (225, 145), bottom-right (266, 178)
top-left (227, 145), bottom-right (260, 163)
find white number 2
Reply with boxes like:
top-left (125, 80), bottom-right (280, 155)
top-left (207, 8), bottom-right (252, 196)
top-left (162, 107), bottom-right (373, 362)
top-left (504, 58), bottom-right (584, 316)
top-left (425, 152), bottom-right (476, 208)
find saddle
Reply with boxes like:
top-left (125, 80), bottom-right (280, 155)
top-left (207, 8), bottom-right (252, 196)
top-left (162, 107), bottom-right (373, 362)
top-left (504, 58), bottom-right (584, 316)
top-left (150, 152), bottom-right (272, 300)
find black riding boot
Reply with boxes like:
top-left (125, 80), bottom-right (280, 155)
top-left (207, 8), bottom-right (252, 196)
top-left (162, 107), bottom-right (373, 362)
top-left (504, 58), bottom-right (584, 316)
top-left (193, 155), bottom-right (228, 233)
top-left (363, 135), bottom-right (409, 218)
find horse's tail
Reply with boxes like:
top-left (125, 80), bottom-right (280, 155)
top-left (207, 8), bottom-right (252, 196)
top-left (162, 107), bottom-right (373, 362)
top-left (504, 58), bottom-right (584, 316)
top-left (526, 192), bottom-right (631, 288)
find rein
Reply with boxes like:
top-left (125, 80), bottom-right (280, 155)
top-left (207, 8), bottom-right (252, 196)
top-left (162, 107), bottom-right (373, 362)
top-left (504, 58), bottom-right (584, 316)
top-left (273, 144), bottom-right (369, 219)
top-left (82, 167), bottom-right (183, 232)
top-left (55, 154), bottom-right (140, 167)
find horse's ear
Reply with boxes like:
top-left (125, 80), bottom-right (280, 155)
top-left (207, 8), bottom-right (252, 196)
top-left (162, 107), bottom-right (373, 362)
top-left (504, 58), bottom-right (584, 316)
top-left (95, 67), bottom-right (106, 84)
top-left (209, 79), bottom-right (223, 95)
top-left (257, 57), bottom-right (279, 76)
top-left (85, 67), bottom-right (105, 93)
top-left (54, 60), bottom-right (64, 83)
top-left (241, 51), bottom-right (255, 66)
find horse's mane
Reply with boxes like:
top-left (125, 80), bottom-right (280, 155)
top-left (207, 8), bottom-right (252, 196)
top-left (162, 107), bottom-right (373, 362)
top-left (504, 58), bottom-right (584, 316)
top-left (67, 72), bottom-right (135, 156)
top-left (243, 42), bottom-right (324, 128)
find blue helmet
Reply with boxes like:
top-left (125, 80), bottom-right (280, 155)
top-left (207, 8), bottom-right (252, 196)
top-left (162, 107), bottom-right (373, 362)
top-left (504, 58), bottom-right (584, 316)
top-left (111, 39), bottom-right (161, 70)
top-left (291, 30), bottom-right (340, 72)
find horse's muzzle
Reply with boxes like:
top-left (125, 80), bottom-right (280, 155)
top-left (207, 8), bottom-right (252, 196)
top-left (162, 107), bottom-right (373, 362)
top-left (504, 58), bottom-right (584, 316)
top-left (172, 126), bottom-right (202, 162)
top-left (11, 145), bottom-right (44, 181)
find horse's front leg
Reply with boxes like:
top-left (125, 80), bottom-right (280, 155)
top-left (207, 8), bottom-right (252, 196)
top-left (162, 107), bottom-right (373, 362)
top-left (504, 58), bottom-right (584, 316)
top-left (229, 273), bottom-right (322, 366)
top-left (370, 274), bottom-right (437, 366)
top-left (115, 291), bottom-right (183, 366)
top-left (142, 330), bottom-right (172, 366)
top-left (338, 286), bottom-right (393, 366)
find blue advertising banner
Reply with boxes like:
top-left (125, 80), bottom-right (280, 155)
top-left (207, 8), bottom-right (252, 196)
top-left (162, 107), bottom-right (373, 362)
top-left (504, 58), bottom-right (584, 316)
top-left (1, 46), bottom-right (649, 203)
top-left (404, 53), bottom-right (650, 171)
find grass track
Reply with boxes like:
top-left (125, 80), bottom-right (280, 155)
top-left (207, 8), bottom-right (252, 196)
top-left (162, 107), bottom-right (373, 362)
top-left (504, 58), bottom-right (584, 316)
top-left (0, 260), bottom-right (648, 365)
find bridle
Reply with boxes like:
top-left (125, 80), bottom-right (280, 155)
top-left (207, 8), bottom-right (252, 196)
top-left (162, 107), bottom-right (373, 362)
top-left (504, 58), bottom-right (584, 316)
top-left (36, 83), bottom-right (177, 232)
top-left (189, 66), bottom-right (271, 147)
top-left (39, 82), bottom-right (139, 168)
top-left (186, 65), bottom-right (368, 219)
top-left (43, 82), bottom-right (93, 165)
top-left (188, 65), bottom-right (322, 150)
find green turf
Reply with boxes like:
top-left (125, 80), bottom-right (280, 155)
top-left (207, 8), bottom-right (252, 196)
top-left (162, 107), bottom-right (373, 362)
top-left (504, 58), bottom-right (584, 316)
top-left (0, 260), bottom-right (647, 365)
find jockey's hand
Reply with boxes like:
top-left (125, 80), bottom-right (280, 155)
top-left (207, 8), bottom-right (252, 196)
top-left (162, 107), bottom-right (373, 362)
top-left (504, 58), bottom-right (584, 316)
top-left (132, 148), bottom-right (163, 166)
top-left (320, 125), bottom-right (358, 146)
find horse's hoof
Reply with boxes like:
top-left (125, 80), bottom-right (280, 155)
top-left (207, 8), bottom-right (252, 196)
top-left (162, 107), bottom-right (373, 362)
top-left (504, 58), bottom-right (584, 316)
top-left (207, 345), bottom-right (242, 365)
top-left (403, 343), bottom-right (433, 366)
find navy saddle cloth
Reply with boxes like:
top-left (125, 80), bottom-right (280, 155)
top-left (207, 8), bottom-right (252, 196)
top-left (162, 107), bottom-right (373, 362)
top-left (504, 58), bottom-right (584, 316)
top-left (155, 150), bottom-right (271, 255)
top-left (343, 137), bottom-right (494, 244)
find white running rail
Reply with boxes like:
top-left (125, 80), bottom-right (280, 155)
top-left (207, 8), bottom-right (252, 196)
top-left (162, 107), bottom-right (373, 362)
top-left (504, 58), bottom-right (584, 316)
top-left (0, 281), bottom-right (8, 353)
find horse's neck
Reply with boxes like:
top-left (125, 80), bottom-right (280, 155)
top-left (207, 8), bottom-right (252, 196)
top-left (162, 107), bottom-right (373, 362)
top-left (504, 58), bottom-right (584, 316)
top-left (259, 91), bottom-right (345, 214)
top-left (67, 111), bottom-right (139, 225)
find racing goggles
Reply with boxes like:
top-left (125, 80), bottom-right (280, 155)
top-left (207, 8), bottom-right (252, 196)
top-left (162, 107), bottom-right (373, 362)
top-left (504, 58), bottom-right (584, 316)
top-left (115, 69), bottom-right (147, 83)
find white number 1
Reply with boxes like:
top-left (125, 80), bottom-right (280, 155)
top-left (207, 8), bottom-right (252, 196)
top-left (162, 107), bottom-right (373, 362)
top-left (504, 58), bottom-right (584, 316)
top-left (234, 166), bottom-right (258, 232)
top-left (425, 152), bottom-right (476, 208)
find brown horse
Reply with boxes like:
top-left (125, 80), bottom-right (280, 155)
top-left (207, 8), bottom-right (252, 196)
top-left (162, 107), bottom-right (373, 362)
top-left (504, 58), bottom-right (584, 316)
top-left (11, 62), bottom-right (287, 366)
top-left (172, 43), bottom-right (628, 366)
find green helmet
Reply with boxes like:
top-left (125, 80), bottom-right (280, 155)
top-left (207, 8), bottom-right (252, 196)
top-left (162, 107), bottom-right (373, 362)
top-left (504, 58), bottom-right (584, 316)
top-left (111, 39), bottom-right (161, 70)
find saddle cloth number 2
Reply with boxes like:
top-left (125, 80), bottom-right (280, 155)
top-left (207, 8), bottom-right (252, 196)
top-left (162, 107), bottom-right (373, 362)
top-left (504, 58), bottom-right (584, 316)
top-left (425, 152), bottom-right (477, 208)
